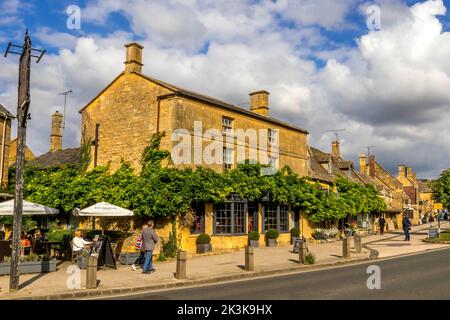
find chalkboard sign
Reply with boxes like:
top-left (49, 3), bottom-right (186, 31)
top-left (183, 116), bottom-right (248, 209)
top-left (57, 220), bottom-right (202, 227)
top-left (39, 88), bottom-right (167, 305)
top-left (429, 228), bottom-right (438, 239)
top-left (292, 238), bottom-right (302, 253)
top-left (90, 235), bottom-right (116, 269)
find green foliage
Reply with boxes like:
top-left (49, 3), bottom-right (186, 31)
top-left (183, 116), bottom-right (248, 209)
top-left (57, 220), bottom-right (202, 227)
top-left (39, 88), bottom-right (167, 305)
top-left (304, 253), bottom-right (315, 265)
top-left (157, 253), bottom-right (167, 262)
top-left (196, 233), bottom-right (211, 245)
top-left (162, 222), bottom-right (179, 258)
top-left (432, 169), bottom-right (450, 209)
top-left (7, 133), bottom-right (387, 226)
top-left (265, 229), bottom-right (279, 239)
top-left (0, 216), bottom-right (37, 232)
top-left (248, 231), bottom-right (260, 241)
top-left (290, 228), bottom-right (300, 238)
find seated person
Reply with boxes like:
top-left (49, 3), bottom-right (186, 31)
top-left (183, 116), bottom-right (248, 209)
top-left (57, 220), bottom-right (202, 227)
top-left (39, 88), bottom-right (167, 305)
top-left (20, 231), bottom-right (31, 254)
top-left (72, 231), bottom-right (92, 255)
top-left (34, 229), bottom-right (47, 241)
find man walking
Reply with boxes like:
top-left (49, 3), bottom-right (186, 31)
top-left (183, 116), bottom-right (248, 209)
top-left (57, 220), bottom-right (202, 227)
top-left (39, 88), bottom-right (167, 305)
top-left (141, 220), bottom-right (158, 274)
top-left (402, 215), bottom-right (412, 241)
top-left (379, 215), bottom-right (386, 235)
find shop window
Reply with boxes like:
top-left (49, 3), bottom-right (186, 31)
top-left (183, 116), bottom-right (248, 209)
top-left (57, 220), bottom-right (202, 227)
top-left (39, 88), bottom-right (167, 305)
top-left (263, 204), bottom-right (289, 233)
top-left (214, 196), bottom-right (247, 235)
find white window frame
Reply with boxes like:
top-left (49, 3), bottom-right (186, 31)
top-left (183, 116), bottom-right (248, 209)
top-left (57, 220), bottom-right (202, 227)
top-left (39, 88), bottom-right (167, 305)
top-left (222, 116), bottom-right (233, 135)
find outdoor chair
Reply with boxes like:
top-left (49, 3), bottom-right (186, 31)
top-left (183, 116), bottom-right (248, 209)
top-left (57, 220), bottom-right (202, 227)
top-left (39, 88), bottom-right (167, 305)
top-left (69, 240), bottom-right (79, 263)
top-left (0, 240), bottom-right (12, 262)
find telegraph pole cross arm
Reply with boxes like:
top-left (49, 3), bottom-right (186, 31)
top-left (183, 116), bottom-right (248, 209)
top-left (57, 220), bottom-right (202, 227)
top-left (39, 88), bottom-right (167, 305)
top-left (4, 31), bottom-right (45, 292)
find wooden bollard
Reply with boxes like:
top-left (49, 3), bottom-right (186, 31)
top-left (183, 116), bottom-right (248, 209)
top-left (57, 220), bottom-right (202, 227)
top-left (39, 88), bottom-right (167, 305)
top-left (354, 234), bottom-right (362, 253)
top-left (343, 237), bottom-right (351, 259)
top-left (86, 254), bottom-right (98, 289)
top-left (299, 240), bottom-right (308, 264)
top-left (245, 246), bottom-right (254, 271)
top-left (176, 250), bottom-right (187, 279)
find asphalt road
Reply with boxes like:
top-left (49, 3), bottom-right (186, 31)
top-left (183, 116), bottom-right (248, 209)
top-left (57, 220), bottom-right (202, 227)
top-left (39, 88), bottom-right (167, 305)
top-left (101, 248), bottom-right (450, 300)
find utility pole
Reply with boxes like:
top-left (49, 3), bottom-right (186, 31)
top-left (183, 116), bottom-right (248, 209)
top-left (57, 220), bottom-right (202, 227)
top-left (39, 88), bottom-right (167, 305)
top-left (4, 31), bottom-right (45, 292)
top-left (58, 89), bottom-right (72, 129)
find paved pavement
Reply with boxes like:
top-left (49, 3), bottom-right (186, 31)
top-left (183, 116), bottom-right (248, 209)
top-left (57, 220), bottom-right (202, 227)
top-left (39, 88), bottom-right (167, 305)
top-left (0, 221), bottom-right (448, 299)
top-left (111, 247), bottom-right (450, 300)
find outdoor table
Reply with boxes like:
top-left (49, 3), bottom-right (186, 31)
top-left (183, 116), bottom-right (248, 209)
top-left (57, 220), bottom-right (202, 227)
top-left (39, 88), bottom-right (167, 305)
top-left (40, 241), bottom-right (63, 257)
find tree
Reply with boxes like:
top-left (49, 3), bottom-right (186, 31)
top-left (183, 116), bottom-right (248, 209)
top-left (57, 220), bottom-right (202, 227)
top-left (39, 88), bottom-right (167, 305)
top-left (432, 169), bottom-right (450, 209)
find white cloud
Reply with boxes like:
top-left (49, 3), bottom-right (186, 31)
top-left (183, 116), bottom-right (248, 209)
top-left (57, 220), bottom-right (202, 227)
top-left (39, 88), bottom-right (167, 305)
top-left (1, 0), bottom-right (449, 178)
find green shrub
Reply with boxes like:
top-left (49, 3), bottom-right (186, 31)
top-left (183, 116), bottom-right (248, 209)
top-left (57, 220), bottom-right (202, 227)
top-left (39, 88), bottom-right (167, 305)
top-left (290, 228), bottom-right (300, 237)
top-left (196, 233), bottom-right (211, 245)
top-left (265, 229), bottom-right (279, 239)
top-left (248, 231), bottom-right (260, 241)
top-left (157, 253), bottom-right (167, 262)
top-left (304, 253), bottom-right (315, 265)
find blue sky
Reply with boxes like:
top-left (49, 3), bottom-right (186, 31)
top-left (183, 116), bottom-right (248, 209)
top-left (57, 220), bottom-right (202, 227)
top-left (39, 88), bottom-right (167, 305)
top-left (1, 0), bottom-right (450, 178)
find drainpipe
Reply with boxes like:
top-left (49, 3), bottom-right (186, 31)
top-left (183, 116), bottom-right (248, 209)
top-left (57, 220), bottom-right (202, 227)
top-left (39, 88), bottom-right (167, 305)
top-left (0, 112), bottom-right (12, 188)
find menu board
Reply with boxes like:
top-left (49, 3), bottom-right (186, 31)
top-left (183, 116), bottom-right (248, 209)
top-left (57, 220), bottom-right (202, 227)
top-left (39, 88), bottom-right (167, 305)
top-left (90, 235), bottom-right (116, 269)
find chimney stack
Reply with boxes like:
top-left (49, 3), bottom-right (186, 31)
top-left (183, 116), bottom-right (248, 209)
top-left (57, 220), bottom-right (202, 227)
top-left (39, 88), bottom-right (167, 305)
top-left (406, 167), bottom-right (413, 177)
top-left (331, 140), bottom-right (340, 158)
top-left (249, 90), bottom-right (269, 116)
top-left (124, 43), bottom-right (144, 74)
top-left (398, 165), bottom-right (406, 177)
top-left (50, 111), bottom-right (63, 152)
top-left (359, 153), bottom-right (367, 175)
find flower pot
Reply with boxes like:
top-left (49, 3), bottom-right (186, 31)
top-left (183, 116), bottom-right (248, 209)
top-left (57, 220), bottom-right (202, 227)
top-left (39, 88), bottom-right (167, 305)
top-left (266, 238), bottom-right (277, 247)
top-left (249, 240), bottom-right (259, 248)
top-left (291, 236), bottom-right (299, 245)
top-left (76, 255), bottom-right (88, 269)
top-left (119, 252), bottom-right (141, 265)
top-left (196, 243), bottom-right (212, 254)
top-left (0, 259), bottom-right (57, 275)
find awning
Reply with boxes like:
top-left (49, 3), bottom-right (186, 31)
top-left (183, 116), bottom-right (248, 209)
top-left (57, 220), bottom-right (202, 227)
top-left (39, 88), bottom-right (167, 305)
top-left (0, 199), bottom-right (59, 216)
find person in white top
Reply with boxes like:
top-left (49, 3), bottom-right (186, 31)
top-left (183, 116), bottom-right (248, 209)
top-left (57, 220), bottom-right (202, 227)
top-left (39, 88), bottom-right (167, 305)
top-left (72, 230), bottom-right (92, 254)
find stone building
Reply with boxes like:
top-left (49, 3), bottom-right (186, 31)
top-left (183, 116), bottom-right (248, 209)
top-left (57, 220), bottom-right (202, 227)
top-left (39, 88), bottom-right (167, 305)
top-left (359, 154), bottom-right (405, 230)
top-left (78, 42), bottom-right (310, 253)
top-left (0, 104), bottom-right (14, 188)
top-left (396, 165), bottom-right (420, 225)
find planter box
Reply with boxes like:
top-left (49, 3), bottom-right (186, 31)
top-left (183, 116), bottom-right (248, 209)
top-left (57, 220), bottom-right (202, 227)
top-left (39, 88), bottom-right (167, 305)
top-left (196, 243), bottom-right (212, 254)
top-left (249, 240), bottom-right (259, 248)
top-left (266, 238), bottom-right (278, 247)
top-left (119, 252), bottom-right (140, 265)
top-left (0, 259), bottom-right (57, 276)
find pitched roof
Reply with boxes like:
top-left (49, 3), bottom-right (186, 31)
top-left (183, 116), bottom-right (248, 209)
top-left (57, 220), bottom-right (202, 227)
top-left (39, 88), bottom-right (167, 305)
top-left (26, 148), bottom-right (81, 168)
top-left (79, 71), bottom-right (309, 134)
top-left (418, 179), bottom-right (433, 193)
top-left (0, 103), bottom-right (15, 118)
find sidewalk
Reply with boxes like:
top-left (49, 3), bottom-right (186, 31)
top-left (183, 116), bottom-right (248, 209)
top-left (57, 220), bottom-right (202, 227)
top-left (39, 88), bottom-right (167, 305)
top-left (0, 221), bottom-right (448, 300)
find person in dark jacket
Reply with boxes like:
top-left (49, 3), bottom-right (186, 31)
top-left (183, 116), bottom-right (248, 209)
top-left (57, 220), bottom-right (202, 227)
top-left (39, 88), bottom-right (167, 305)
top-left (379, 215), bottom-right (386, 235)
top-left (141, 221), bottom-right (159, 274)
top-left (402, 215), bottom-right (411, 241)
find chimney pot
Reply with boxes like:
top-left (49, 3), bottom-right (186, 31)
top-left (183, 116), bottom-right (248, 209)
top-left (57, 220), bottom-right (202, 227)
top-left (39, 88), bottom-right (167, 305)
top-left (331, 140), bottom-right (340, 158)
top-left (398, 165), bottom-right (405, 176)
top-left (124, 42), bottom-right (144, 74)
top-left (50, 111), bottom-right (63, 152)
top-left (249, 90), bottom-right (269, 116)
top-left (359, 153), bottom-right (367, 175)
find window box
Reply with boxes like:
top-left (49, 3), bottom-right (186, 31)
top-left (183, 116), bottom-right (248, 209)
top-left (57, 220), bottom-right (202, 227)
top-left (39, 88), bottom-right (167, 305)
top-left (0, 259), bottom-right (57, 276)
